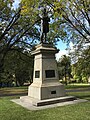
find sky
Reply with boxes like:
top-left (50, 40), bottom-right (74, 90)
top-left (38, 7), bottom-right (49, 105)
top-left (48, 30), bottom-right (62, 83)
top-left (13, 0), bottom-right (20, 8)
top-left (55, 41), bottom-right (75, 61)
top-left (56, 41), bottom-right (68, 60)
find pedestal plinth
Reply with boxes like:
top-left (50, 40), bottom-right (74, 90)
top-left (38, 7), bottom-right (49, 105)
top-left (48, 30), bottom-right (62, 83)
top-left (28, 43), bottom-right (66, 101)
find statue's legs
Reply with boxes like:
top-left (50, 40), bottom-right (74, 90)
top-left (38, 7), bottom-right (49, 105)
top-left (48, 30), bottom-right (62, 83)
top-left (40, 32), bottom-right (43, 43)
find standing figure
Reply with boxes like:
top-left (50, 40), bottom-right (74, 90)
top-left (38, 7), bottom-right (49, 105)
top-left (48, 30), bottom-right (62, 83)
top-left (40, 8), bottom-right (50, 43)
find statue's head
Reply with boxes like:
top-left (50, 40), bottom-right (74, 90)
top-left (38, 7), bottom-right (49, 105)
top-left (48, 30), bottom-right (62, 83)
top-left (43, 8), bottom-right (46, 14)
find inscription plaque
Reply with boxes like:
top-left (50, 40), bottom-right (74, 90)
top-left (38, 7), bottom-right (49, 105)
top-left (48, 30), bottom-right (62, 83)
top-left (45, 70), bottom-right (55, 78)
top-left (35, 71), bottom-right (40, 78)
top-left (51, 91), bottom-right (56, 94)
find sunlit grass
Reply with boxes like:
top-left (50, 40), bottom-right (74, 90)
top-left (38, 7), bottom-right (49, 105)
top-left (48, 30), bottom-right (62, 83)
top-left (0, 94), bottom-right (90, 120)
top-left (0, 86), bottom-right (28, 95)
top-left (0, 84), bottom-right (90, 120)
top-left (65, 83), bottom-right (90, 89)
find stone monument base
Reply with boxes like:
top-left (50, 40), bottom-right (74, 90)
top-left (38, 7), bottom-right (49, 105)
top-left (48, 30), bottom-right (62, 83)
top-left (28, 82), bottom-right (65, 100)
top-left (11, 96), bottom-right (88, 110)
top-left (20, 95), bottom-right (77, 106)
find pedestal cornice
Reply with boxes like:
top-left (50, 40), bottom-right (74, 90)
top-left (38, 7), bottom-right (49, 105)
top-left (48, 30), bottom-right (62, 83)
top-left (31, 43), bottom-right (59, 55)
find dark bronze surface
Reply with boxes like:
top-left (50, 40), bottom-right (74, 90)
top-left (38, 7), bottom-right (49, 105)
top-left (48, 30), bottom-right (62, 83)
top-left (45, 70), bottom-right (55, 78)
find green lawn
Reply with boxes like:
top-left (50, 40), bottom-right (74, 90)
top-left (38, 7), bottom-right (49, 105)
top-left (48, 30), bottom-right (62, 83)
top-left (0, 83), bottom-right (90, 96)
top-left (0, 86), bottom-right (28, 96)
top-left (0, 84), bottom-right (90, 120)
top-left (65, 83), bottom-right (90, 89)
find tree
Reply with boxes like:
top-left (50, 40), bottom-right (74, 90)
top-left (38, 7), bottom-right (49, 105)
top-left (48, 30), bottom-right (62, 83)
top-left (0, 0), bottom-right (40, 75)
top-left (1, 0), bottom-right (89, 85)
top-left (21, 0), bottom-right (68, 44)
top-left (71, 46), bottom-right (90, 83)
top-left (53, 0), bottom-right (90, 46)
top-left (0, 47), bottom-right (34, 87)
top-left (21, 0), bottom-right (90, 47)
top-left (19, 0), bottom-right (90, 66)
top-left (58, 55), bottom-right (71, 85)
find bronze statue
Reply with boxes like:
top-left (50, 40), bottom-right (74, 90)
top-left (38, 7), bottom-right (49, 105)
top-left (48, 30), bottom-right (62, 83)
top-left (40, 8), bottom-right (50, 43)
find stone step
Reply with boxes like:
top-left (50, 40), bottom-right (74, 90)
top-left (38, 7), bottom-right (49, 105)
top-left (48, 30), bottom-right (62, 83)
top-left (20, 96), bottom-right (77, 106)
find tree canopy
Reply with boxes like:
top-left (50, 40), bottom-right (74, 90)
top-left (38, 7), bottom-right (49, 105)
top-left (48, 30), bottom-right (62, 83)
top-left (21, 0), bottom-right (90, 47)
top-left (0, 0), bottom-right (40, 72)
top-left (58, 55), bottom-right (71, 85)
top-left (71, 46), bottom-right (90, 83)
top-left (0, 0), bottom-right (90, 86)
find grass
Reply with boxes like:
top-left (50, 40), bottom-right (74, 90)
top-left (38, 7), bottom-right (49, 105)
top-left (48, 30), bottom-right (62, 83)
top-left (67, 91), bottom-right (90, 101)
top-left (65, 83), bottom-right (90, 89)
top-left (0, 84), bottom-right (90, 120)
top-left (0, 86), bottom-right (28, 96)
top-left (0, 83), bottom-right (89, 95)
top-left (0, 95), bottom-right (90, 120)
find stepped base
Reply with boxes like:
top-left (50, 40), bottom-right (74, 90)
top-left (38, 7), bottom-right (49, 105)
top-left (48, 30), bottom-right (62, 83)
top-left (20, 96), bottom-right (77, 106)
top-left (28, 83), bottom-right (66, 100)
top-left (11, 96), bottom-right (88, 110)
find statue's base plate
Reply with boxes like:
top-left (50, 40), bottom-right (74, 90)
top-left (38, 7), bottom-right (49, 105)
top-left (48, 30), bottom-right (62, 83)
top-left (11, 96), bottom-right (88, 110)
top-left (20, 96), bottom-right (76, 106)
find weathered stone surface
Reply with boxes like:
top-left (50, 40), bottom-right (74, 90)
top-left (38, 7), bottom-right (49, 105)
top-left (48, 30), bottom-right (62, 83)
top-left (28, 43), bottom-right (66, 100)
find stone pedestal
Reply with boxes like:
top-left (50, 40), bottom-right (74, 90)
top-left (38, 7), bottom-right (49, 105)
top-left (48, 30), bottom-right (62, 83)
top-left (28, 43), bottom-right (66, 101)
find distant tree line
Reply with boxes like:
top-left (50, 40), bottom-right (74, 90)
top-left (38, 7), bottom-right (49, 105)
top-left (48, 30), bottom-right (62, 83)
top-left (58, 46), bottom-right (90, 85)
top-left (0, 47), bottom-right (34, 87)
top-left (0, 0), bottom-right (90, 87)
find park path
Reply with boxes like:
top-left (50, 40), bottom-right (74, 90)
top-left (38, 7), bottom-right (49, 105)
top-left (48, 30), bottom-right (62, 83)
top-left (0, 87), bottom-right (90, 97)
top-left (0, 93), bottom-right (27, 97)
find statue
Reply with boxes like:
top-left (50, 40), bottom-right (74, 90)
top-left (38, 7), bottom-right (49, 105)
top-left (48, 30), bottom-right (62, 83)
top-left (40, 8), bottom-right (50, 43)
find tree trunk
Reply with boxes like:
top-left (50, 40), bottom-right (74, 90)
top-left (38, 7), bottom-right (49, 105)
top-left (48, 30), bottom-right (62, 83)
top-left (65, 68), bottom-right (67, 85)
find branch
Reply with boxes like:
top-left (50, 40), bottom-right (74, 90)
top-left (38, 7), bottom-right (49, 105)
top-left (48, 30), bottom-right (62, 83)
top-left (64, 16), bottom-right (89, 40)
top-left (82, 0), bottom-right (90, 25)
top-left (60, 7), bottom-right (89, 42)
top-left (0, 9), bottom-right (21, 41)
top-left (9, 48), bottom-right (33, 61)
top-left (74, 0), bottom-right (90, 26)
top-left (9, 19), bottom-right (40, 49)
top-left (69, 7), bottom-right (90, 36)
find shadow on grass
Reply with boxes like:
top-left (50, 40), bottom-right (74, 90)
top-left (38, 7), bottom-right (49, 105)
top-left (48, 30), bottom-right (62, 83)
top-left (0, 93), bottom-right (27, 97)
top-left (67, 91), bottom-right (90, 101)
top-left (0, 86), bottom-right (28, 97)
top-left (77, 95), bottom-right (90, 101)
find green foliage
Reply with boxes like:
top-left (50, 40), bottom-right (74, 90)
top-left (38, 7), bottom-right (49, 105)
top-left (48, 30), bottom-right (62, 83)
top-left (15, 69), bottom-right (30, 86)
top-left (53, 0), bottom-right (90, 46)
top-left (0, 0), bottom-right (40, 75)
top-left (58, 55), bottom-right (71, 85)
top-left (0, 0), bottom-right (90, 86)
top-left (21, 0), bottom-right (90, 47)
top-left (0, 72), bottom-right (13, 87)
top-left (71, 46), bottom-right (90, 83)
top-left (0, 48), bottom-right (33, 87)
